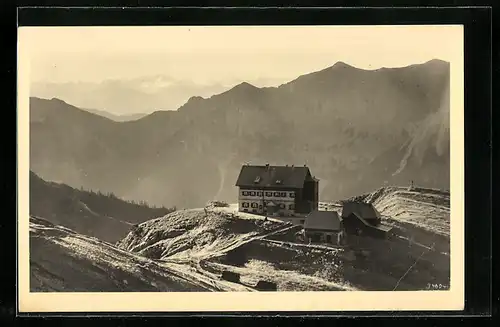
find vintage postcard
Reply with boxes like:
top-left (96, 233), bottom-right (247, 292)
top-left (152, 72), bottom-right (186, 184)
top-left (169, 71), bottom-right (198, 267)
top-left (17, 25), bottom-right (464, 312)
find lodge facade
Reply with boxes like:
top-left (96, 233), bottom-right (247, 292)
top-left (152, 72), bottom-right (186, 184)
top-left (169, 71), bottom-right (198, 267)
top-left (235, 164), bottom-right (319, 218)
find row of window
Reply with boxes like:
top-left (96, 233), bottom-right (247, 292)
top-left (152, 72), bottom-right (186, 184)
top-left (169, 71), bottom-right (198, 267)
top-left (241, 190), bottom-right (295, 198)
top-left (241, 202), bottom-right (295, 210)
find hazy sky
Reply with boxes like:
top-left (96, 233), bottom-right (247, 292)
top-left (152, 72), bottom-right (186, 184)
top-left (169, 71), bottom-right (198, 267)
top-left (21, 25), bottom-right (462, 86)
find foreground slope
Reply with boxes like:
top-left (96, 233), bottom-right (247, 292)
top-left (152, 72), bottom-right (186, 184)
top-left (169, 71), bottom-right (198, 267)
top-left (118, 195), bottom-right (450, 291)
top-left (118, 207), bottom-right (355, 291)
top-left (30, 216), bottom-right (213, 292)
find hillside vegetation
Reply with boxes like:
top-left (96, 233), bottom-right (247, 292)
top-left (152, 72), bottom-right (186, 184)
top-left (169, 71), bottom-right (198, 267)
top-left (30, 171), bottom-right (175, 243)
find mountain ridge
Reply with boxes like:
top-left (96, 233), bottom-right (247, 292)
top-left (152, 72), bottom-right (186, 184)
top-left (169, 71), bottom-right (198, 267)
top-left (29, 59), bottom-right (450, 208)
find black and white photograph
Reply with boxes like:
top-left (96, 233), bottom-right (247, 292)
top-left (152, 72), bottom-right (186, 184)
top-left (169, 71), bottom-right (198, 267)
top-left (17, 25), bottom-right (464, 312)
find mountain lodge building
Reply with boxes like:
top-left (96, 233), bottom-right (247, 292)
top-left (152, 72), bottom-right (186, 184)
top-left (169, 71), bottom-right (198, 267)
top-left (235, 164), bottom-right (319, 221)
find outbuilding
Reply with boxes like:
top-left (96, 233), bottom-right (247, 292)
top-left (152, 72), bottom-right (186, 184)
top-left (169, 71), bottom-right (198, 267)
top-left (341, 201), bottom-right (393, 239)
top-left (304, 210), bottom-right (344, 245)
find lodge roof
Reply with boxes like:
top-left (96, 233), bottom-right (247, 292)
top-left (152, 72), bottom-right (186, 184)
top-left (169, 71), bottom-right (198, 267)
top-left (341, 201), bottom-right (382, 220)
top-left (235, 164), bottom-right (316, 189)
top-left (304, 210), bottom-right (341, 231)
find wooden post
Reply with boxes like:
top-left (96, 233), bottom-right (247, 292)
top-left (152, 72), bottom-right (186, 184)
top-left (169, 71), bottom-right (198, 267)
top-left (262, 187), bottom-right (266, 218)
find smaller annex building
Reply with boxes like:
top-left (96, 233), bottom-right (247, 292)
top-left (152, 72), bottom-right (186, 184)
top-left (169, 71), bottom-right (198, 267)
top-left (340, 201), bottom-right (393, 239)
top-left (304, 210), bottom-right (344, 245)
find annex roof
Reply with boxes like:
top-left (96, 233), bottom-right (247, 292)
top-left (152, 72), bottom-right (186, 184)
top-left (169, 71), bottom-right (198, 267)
top-left (304, 210), bottom-right (341, 231)
top-left (341, 201), bottom-right (382, 220)
top-left (346, 212), bottom-right (393, 233)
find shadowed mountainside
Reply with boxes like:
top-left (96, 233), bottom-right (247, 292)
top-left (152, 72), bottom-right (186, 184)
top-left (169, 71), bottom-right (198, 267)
top-left (30, 171), bottom-right (175, 243)
top-left (30, 59), bottom-right (450, 208)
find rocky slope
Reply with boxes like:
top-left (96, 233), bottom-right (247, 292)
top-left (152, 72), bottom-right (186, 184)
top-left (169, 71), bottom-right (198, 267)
top-left (29, 59), bottom-right (450, 208)
top-left (116, 207), bottom-right (293, 261)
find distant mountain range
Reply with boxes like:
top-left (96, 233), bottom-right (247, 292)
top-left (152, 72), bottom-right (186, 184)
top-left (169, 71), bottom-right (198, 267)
top-left (81, 108), bottom-right (148, 122)
top-left (29, 59), bottom-right (450, 209)
top-left (30, 75), bottom-right (282, 115)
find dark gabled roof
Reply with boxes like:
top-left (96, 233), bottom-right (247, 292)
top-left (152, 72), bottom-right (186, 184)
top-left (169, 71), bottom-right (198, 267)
top-left (341, 201), bottom-right (382, 220)
top-left (235, 165), bottom-right (315, 189)
top-left (304, 210), bottom-right (341, 231)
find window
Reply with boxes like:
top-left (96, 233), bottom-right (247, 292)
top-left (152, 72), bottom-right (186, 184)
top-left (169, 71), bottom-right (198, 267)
top-left (280, 192), bottom-right (286, 197)
top-left (252, 209), bottom-right (257, 213)
top-left (242, 191), bottom-right (248, 196)
top-left (250, 191), bottom-right (256, 196)
top-left (257, 191), bottom-right (262, 197)
top-left (274, 192), bottom-right (280, 197)
top-left (265, 192), bottom-right (273, 197)
top-left (289, 192), bottom-right (295, 198)
top-left (288, 204), bottom-right (294, 210)
top-left (251, 203), bottom-right (258, 208)
top-left (242, 202), bottom-right (249, 208)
